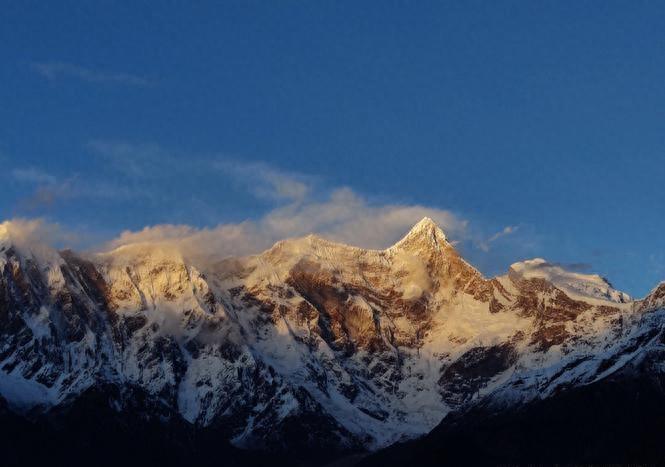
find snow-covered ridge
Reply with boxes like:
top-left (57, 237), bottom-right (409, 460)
top-left (0, 217), bottom-right (662, 454)
top-left (508, 257), bottom-right (631, 304)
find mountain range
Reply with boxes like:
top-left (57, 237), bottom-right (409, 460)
top-left (1, 217), bottom-right (664, 466)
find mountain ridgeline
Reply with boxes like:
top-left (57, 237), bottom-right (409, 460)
top-left (1, 218), bottom-right (664, 466)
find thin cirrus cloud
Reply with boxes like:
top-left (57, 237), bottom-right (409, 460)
top-left (11, 167), bottom-right (57, 185)
top-left (87, 139), bottom-right (313, 205)
top-left (478, 225), bottom-right (520, 252)
top-left (30, 61), bottom-right (150, 87)
top-left (10, 164), bottom-right (140, 212)
top-left (85, 140), bottom-right (168, 177)
top-left (215, 160), bottom-right (313, 203)
top-left (11, 167), bottom-right (70, 211)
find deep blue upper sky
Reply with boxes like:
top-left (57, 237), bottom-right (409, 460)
top-left (2, 1), bottom-right (664, 296)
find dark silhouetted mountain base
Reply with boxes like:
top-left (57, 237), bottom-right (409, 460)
top-left (0, 388), bottom-right (353, 467)
top-left (361, 373), bottom-right (665, 466)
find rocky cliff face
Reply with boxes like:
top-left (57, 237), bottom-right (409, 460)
top-left (0, 218), bottom-right (663, 459)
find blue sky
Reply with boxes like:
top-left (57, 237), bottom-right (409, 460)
top-left (1, 1), bottom-right (664, 296)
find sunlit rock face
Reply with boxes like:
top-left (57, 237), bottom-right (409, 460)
top-left (0, 218), bottom-right (663, 454)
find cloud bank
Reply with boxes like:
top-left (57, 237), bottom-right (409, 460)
top-left (4, 141), bottom-right (531, 275)
top-left (106, 186), bottom-right (468, 263)
top-left (80, 142), bottom-right (470, 260)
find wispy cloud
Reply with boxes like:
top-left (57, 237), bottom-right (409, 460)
top-left (10, 167), bottom-right (72, 211)
top-left (488, 225), bottom-right (519, 243)
top-left (30, 61), bottom-right (150, 87)
top-left (86, 140), bottom-right (167, 176)
top-left (12, 167), bottom-right (57, 185)
top-left (11, 164), bottom-right (139, 212)
top-left (215, 160), bottom-right (313, 203)
top-left (478, 225), bottom-right (520, 252)
top-left (85, 140), bottom-right (317, 215)
top-left (18, 183), bottom-right (70, 211)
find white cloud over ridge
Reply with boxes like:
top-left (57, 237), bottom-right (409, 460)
top-left (75, 144), bottom-right (470, 261)
top-left (106, 186), bottom-right (468, 263)
top-left (5, 142), bottom-right (528, 271)
top-left (0, 219), bottom-right (79, 262)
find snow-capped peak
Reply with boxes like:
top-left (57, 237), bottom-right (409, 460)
top-left (391, 217), bottom-right (448, 252)
top-left (508, 258), bottom-right (630, 303)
